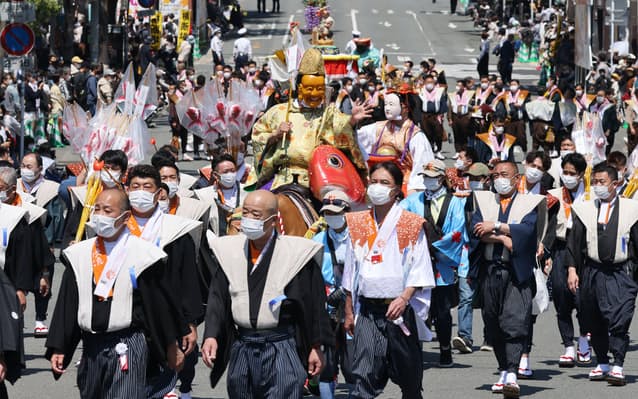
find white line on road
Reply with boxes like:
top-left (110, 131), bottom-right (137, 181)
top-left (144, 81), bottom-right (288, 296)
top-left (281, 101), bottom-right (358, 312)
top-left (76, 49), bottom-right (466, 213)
top-left (448, 23), bottom-right (457, 29)
top-left (387, 9), bottom-right (394, 14)
top-left (371, 9), bottom-right (378, 14)
top-left (267, 22), bottom-right (276, 40)
top-left (351, 9), bottom-right (359, 33)
top-left (464, 47), bottom-right (475, 52)
top-left (282, 14), bottom-right (294, 46)
top-left (379, 21), bottom-right (392, 27)
top-left (406, 10), bottom-right (436, 56)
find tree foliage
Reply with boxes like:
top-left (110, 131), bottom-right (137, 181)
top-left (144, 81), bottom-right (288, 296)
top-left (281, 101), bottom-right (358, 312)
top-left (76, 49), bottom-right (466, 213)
top-left (32, 0), bottom-right (62, 29)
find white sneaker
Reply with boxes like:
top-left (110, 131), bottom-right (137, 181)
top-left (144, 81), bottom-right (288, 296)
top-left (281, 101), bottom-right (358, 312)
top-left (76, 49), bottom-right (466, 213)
top-left (435, 152), bottom-right (446, 160)
top-left (452, 152), bottom-right (459, 160)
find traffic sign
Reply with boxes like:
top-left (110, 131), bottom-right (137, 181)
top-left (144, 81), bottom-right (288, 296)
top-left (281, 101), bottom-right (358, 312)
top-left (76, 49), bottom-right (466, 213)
top-left (0, 22), bottom-right (34, 56)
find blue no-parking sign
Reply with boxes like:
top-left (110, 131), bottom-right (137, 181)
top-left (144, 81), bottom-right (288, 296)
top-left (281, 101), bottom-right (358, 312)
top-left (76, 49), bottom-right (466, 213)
top-left (0, 22), bottom-right (34, 57)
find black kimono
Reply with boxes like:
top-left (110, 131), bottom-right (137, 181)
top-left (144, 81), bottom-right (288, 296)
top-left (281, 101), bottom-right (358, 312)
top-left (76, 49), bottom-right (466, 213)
top-left (204, 241), bottom-right (333, 389)
top-left (44, 255), bottom-right (189, 379)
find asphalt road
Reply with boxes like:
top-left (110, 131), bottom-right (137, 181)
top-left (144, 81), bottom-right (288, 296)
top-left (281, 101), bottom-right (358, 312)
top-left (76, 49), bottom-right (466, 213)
top-left (8, 1), bottom-right (637, 398)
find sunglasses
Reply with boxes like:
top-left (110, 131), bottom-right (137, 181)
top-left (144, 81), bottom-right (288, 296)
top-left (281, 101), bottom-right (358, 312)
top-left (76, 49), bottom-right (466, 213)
top-left (322, 198), bottom-right (349, 208)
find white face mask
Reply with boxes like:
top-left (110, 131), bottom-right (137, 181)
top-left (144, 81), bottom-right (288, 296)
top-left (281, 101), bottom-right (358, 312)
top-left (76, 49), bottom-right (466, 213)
top-left (88, 213), bottom-right (126, 239)
top-left (560, 173), bottom-right (580, 190)
top-left (367, 183), bottom-right (394, 206)
top-left (158, 199), bottom-right (170, 213)
top-left (240, 215), bottom-right (273, 240)
top-left (248, 67), bottom-right (256, 73)
top-left (423, 177), bottom-right (442, 192)
top-left (596, 96), bottom-right (605, 104)
top-left (359, 78), bottom-right (367, 86)
top-left (128, 190), bottom-right (157, 213)
top-left (0, 190), bottom-right (7, 202)
top-left (593, 184), bottom-right (612, 200)
top-left (166, 181), bottom-right (179, 198)
top-left (324, 214), bottom-right (346, 230)
top-left (575, 90), bottom-right (583, 97)
top-left (425, 83), bottom-right (435, 91)
top-left (494, 126), bottom-right (505, 135)
top-left (219, 171), bottom-right (237, 188)
top-left (454, 159), bottom-right (466, 170)
top-left (560, 150), bottom-right (574, 158)
top-left (368, 86), bottom-right (376, 93)
top-left (223, 72), bottom-right (232, 79)
top-left (509, 85), bottom-right (519, 92)
top-left (21, 168), bottom-right (37, 183)
top-left (480, 82), bottom-right (489, 90)
top-left (101, 170), bottom-right (121, 188)
top-left (469, 181), bottom-right (484, 191)
top-left (493, 177), bottom-right (514, 195)
top-left (525, 167), bottom-right (543, 184)
top-left (345, 85), bottom-right (353, 94)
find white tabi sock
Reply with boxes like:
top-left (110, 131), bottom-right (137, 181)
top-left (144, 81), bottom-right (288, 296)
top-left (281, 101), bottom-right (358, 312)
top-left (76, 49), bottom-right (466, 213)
top-left (596, 364), bottom-right (610, 373)
top-left (564, 346), bottom-right (575, 358)
top-left (497, 370), bottom-right (507, 384)
top-left (578, 336), bottom-right (590, 353)
top-left (611, 365), bottom-right (623, 374)
top-left (519, 355), bottom-right (529, 370)
top-left (506, 372), bottom-right (517, 384)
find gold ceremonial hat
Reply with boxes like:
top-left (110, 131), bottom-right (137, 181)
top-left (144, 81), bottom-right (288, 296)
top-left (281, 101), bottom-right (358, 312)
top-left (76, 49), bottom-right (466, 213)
top-left (298, 48), bottom-right (325, 76)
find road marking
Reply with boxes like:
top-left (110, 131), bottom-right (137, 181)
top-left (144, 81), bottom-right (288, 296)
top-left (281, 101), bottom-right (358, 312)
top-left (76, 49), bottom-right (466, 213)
top-left (448, 23), bottom-right (457, 29)
top-left (267, 22), bottom-right (276, 40)
top-left (385, 43), bottom-right (400, 50)
top-left (372, 9), bottom-right (379, 14)
top-left (406, 10), bottom-right (436, 56)
top-left (351, 9), bottom-right (359, 33)
top-left (464, 47), bottom-right (475, 52)
top-left (282, 14), bottom-right (294, 46)
top-left (387, 9), bottom-right (394, 14)
top-left (379, 21), bottom-right (392, 27)
top-left (296, 9), bottom-right (302, 14)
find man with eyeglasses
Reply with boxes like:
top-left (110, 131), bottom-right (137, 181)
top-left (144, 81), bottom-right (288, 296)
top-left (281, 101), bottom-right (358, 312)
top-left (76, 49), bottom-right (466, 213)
top-left (469, 161), bottom-right (547, 397)
top-left (566, 163), bottom-right (638, 386)
top-left (124, 165), bottom-right (204, 398)
top-left (309, 190), bottom-right (355, 397)
top-left (202, 190), bottom-right (331, 398)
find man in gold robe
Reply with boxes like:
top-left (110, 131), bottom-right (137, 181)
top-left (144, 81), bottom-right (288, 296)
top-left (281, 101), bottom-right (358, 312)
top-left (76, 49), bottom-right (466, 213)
top-left (247, 48), bottom-right (370, 191)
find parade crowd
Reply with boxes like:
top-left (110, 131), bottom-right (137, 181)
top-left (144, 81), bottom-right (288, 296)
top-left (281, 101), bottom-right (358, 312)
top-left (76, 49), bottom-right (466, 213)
top-left (2, 1), bottom-right (638, 399)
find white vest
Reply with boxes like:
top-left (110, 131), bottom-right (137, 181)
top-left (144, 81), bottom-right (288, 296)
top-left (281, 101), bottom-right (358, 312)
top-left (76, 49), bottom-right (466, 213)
top-left (473, 191), bottom-right (547, 262)
top-left (0, 204), bottom-right (27, 270)
top-left (63, 234), bottom-right (167, 333)
top-left (17, 178), bottom-right (60, 208)
top-left (571, 198), bottom-right (638, 263)
top-left (208, 234), bottom-right (322, 329)
top-left (420, 87), bottom-right (445, 113)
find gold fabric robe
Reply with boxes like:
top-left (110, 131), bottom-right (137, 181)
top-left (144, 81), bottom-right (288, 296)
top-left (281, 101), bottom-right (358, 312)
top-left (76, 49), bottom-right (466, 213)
top-left (247, 102), bottom-right (367, 190)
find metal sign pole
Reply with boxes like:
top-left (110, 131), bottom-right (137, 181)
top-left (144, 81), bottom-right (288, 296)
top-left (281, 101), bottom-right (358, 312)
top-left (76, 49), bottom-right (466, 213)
top-left (19, 57), bottom-right (24, 160)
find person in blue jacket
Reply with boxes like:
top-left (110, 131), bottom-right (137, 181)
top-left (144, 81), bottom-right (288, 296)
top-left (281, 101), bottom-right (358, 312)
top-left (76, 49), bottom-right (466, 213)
top-left (400, 160), bottom-right (470, 368)
top-left (311, 190), bottom-right (355, 398)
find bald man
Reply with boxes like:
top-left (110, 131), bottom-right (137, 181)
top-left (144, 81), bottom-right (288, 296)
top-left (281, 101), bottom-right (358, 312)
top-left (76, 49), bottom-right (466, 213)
top-left (202, 190), bottom-right (333, 398)
top-left (45, 189), bottom-right (188, 399)
top-left (469, 161), bottom-right (547, 397)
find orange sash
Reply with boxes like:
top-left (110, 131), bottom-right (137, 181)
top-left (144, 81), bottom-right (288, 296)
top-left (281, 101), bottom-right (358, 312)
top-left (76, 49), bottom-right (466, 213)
top-left (126, 217), bottom-right (143, 237)
top-left (92, 237), bottom-right (112, 299)
top-left (168, 196), bottom-right (180, 215)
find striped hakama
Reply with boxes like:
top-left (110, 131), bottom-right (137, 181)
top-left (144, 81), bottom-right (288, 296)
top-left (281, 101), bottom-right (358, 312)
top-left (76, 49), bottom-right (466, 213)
top-left (227, 328), bottom-right (306, 399)
top-left (77, 329), bottom-right (147, 399)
